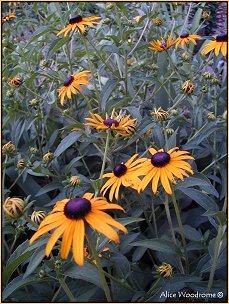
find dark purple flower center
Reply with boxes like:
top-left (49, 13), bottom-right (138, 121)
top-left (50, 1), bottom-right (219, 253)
top-left (103, 118), bottom-right (119, 127)
top-left (64, 76), bottom-right (74, 87)
top-left (113, 163), bottom-right (127, 177)
top-left (180, 33), bottom-right (189, 39)
top-left (216, 34), bottom-right (227, 42)
top-left (69, 15), bottom-right (83, 24)
top-left (151, 152), bottom-right (171, 167)
top-left (160, 42), bottom-right (167, 48)
top-left (64, 198), bottom-right (91, 219)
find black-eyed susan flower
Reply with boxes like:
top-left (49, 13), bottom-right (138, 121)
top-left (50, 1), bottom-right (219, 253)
top-left (138, 147), bottom-right (194, 195)
top-left (201, 34), bottom-right (227, 57)
top-left (2, 141), bottom-right (16, 154)
top-left (85, 109), bottom-right (137, 137)
top-left (31, 211), bottom-right (46, 225)
top-left (182, 80), bottom-right (195, 94)
top-left (8, 76), bottom-right (23, 88)
top-left (56, 15), bottom-right (100, 37)
top-left (29, 193), bottom-right (127, 266)
top-left (4, 197), bottom-right (25, 220)
top-left (58, 71), bottom-right (90, 106)
top-left (101, 154), bottom-right (147, 201)
top-left (175, 33), bottom-right (201, 49)
top-left (2, 9), bottom-right (16, 22)
top-left (156, 263), bottom-right (173, 278)
top-left (151, 107), bottom-right (169, 121)
top-left (149, 36), bottom-right (175, 52)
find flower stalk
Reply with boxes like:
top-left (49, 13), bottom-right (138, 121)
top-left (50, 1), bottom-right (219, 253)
top-left (87, 235), bottom-right (112, 302)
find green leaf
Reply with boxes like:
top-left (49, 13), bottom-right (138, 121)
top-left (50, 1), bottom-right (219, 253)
top-left (54, 131), bottom-right (82, 157)
top-left (4, 238), bottom-right (48, 284)
top-left (175, 173), bottom-right (219, 197)
top-left (101, 79), bottom-right (118, 111)
top-left (90, 178), bottom-right (103, 195)
top-left (174, 225), bottom-right (202, 241)
top-left (117, 217), bottom-right (145, 226)
top-left (62, 262), bottom-right (102, 289)
top-left (35, 181), bottom-right (63, 197)
top-left (3, 275), bottom-right (51, 301)
top-left (46, 37), bottom-right (69, 59)
top-left (130, 238), bottom-right (180, 255)
top-left (177, 187), bottom-right (219, 211)
top-left (23, 245), bottom-right (46, 278)
top-left (24, 27), bottom-right (54, 47)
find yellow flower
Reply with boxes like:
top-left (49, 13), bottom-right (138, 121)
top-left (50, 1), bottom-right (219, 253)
top-left (152, 17), bottom-right (162, 26)
top-left (69, 176), bottom-right (81, 186)
top-left (101, 154), bottom-right (147, 201)
top-left (85, 109), bottom-right (137, 137)
top-left (2, 9), bottom-right (16, 22)
top-left (31, 211), bottom-right (46, 225)
top-left (43, 152), bottom-right (54, 164)
top-left (182, 80), bottom-right (195, 94)
top-left (57, 71), bottom-right (90, 106)
top-left (57, 15), bottom-right (101, 37)
top-left (149, 36), bottom-right (175, 52)
top-left (151, 107), bottom-right (169, 121)
top-left (157, 263), bottom-right (173, 278)
top-left (138, 147), bottom-right (194, 195)
top-left (2, 141), bottom-right (16, 154)
top-left (8, 76), bottom-right (23, 88)
top-left (202, 34), bottom-right (227, 57)
top-left (175, 33), bottom-right (201, 49)
top-left (17, 159), bottom-right (26, 169)
top-left (3, 197), bottom-right (25, 219)
top-left (29, 193), bottom-right (127, 266)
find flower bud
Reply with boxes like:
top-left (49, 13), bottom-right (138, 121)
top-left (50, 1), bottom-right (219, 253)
top-left (17, 159), bottom-right (26, 170)
top-left (31, 210), bottom-right (46, 225)
top-left (3, 197), bottom-right (25, 219)
top-left (182, 80), bottom-right (194, 94)
top-left (181, 51), bottom-right (191, 61)
top-left (2, 141), bottom-right (16, 154)
top-left (69, 175), bottom-right (81, 186)
top-left (152, 17), bottom-right (162, 26)
top-left (43, 152), bottom-right (54, 164)
top-left (207, 112), bottom-right (216, 121)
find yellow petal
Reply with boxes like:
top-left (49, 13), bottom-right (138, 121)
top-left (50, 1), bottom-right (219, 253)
top-left (85, 213), bottom-right (119, 243)
top-left (60, 221), bottom-right (75, 259)
top-left (46, 221), bottom-right (69, 256)
top-left (152, 168), bottom-right (160, 194)
top-left (72, 219), bottom-right (85, 266)
top-left (30, 220), bottom-right (63, 244)
top-left (160, 169), bottom-right (172, 195)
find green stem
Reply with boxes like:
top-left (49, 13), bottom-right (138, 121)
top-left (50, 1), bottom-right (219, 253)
top-left (65, 39), bottom-right (73, 74)
top-left (206, 224), bottom-right (224, 294)
top-left (8, 168), bottom-right (26, 191)
top-left (2, 155), bottom-right (8, 199)
top-left (58, 277), bottom-right (76, 302)
top-left (164, 198), bottom-right (184, 274)
top-left (103, 270), bottom-right (135, 292)
top-left (138, 194), bottom-right (155, 237)
top-left (171, 188), bottom-right (189, 273)
top-left (86, 37), bottom-right (119, 78)
top-left (139, 277), bottom-right (161, 301)
top-left (82, 36), bottom-right (101, 111)
top-left (99, 130), bottom-right (111, 179)
top-left (87, 236), bottom-right (112, 302)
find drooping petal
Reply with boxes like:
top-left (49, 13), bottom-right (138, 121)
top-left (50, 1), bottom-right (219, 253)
top-left (160, 169), bottom-right (172, 195)
top-left (85, 213), bottom-right (119, 243)
top-left (46, 222), bottom-right (69, 256)
top-left (30, 220), bottom-right (64, 244)
top-left (72, 219), bottom-right (85, 266)
top-left (61, 221), bottom-right (76, 259)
